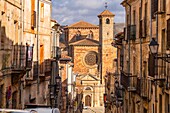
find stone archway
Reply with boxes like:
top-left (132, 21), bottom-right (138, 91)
top-left (85, 95), bottom-right (91, 106)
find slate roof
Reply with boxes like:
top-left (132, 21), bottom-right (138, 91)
top-left (98, 10), bottom-right (115, 17)
top-left (69, 38), bottom-right (99, 46)
top-left (66, 20), bottom-right (99, 28)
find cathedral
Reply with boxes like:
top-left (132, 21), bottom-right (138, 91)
top-left (63, 9), bottom-right (117, 107)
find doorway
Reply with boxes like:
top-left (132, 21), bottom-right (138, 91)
top-left (85, 95), bottom-right (91, 106)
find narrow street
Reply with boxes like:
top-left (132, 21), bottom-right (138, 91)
top-left (82, 107), bottom-right (104, 113)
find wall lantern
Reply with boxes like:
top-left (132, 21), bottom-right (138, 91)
top-left (149, 38), bottom-right (159, 54)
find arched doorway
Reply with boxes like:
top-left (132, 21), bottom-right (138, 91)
top-left (85, 95), bottom-right (91, 106)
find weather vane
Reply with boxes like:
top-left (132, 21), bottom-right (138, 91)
top-left (105, 2), bottom-right (108, 9)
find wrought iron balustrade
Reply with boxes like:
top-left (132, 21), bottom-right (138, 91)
top-left (44, 59), bottom-right (52, 73)
top-left (136, 78), bottom-right (152, 101)
top-left (120, 71), bottom-right (137, 91)
top-left (127, 25), bottom-right (136, 40)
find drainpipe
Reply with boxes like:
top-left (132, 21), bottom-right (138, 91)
top-left (155, 7), bottom-right (159, 113)
top-left (36, 0), bottom-right (40, 96)
top-left (149, 1), bottom-right (153, 113)
top-left (20, 0), bottom-right (24, 109)
top-left (125, 1), bottom-right (131, 113)
top-left (140, 0), bottom-right (143, 113)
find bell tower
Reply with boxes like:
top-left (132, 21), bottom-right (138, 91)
top-left (98, 4), bottom-right (116, 84)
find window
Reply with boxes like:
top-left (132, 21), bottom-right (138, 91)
top-left (159, 95), bottom-right (162, 113)
top-left (31, 11), bottom-right (36, 29)
top-left (76, 30), bottom-right (81, 40)
top-left (133, 56), bottom-right (136, 75)
top-left (99, 19), bottom-right (102, 25)
top-left (0, 85), bottom-right (4, 107)
top-left (40, 3), bottom-right (44, 21)
top-left (127, 14), bottom-right (130, 25)
top-left (85, 87), bottom-right (91, 90)
top-left (167, 19), bottom-right (170, 48)
top-left (144, 3), bottom-right (147, 36)
top-left (148, 54), bottom-right (155, 77)
top-left (165, 94), bottom-right (169, 113)
top-left (151, 0), bottom-right (158, 18)
top-left (1, 26), bottom-right (5, 50)
top-left (87, 30), bottom-right (93, 39)
top-left (31, 0), bottom-right (36, 29)
top-left (106, 18), bottom-right (110, 24)
top-left (160, 0), bottom-right (166, 12)
top-left (133, 10), bottom-right (136, 25)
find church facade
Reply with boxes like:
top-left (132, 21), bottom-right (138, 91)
top-left (64, 9), bottom-right (116, 107)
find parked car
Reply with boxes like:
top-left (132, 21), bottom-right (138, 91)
top-left (0, 109), bottom-right (30, 113)
top-left (24, 104), bottom-right (60, 113)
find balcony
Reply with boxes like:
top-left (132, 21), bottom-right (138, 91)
top-left (136, 78), bottom-right (152, 101)
top-left (127, 25), bottom-right (136, 40)
top-left (11, 45), bottom-right (26, 75)
top-left (44, 59), bottom-right (52, 75)
top-left (12, 45), bottom-right (34, 73)
top-left (120, 71), bottom-right (137, 92)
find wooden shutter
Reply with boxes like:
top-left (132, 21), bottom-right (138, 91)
top-left (131, 25), bottom-right (136, 40)
top-left (139, 20), bottom-right (142, 38)
top-left (31, 11), bottom-right (36, 28)
top-left (151, 0), bottom-right (158, 19)
top-left (148, 54), bottom-right (155, 77)
top-left (127, 25), bottom-right (130, 40)
top-left (167, 19), bottom-right (170, 48)
top-left (20, 45), bottom-right (26, 68)
top-left (124, 27), bottom-right (126, 41)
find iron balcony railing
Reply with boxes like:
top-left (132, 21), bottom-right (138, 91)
top-left (136, 78), bottom-right (152, 101)
top-left (120, 71), bottom-right (137, 92)
top-left (12, 45), bottom-right (34, 71)
top-left (127, 25), bottom-right (136, 40)
top-left (44, 59), bottom-right (52, 73)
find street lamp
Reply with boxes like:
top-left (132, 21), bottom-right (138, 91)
top-left (115, 81), bottom-right (119, 88)
top-left (56, 75), bottom-right (61, 85)
top-left (149, 38), bottom-right (159, 54)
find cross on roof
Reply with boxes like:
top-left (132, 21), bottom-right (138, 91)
top-left (105, 2), bottom-right (108, 9)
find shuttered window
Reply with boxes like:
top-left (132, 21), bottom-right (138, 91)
top-left (167, 19), bottom-right (170, 48)
top-left (160, 0), bottom-right (166, 12)
top-left (151, 0), bottom-right (158, 19)
top-left (148, 54), bottom-right (155, 77)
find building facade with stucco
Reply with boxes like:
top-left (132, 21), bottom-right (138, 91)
top-left (63, 9), bottom-right (117, 108)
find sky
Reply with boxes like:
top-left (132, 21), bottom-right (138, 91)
top-left (52, 0), bottom-right (125, 26)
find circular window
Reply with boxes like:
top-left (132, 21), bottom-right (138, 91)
top-left (83, 51), bottom-right (98, 67)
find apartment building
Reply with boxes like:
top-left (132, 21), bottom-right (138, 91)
top-left (0, 0), bottom-right (61, 109)
top-left (112, 0), bottom-right (170, 113)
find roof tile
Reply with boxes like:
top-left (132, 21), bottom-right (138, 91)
top-left (98, 10), bottom-right (115, 17)
top-left (67, 20), bottom-right (98, 28)
top-left (69, 38), bottom-right (99, 46)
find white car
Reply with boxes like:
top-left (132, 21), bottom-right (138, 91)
top-left (0, 109), bottom-right (30, 113)
top-left (25, 108), bottom-right (60, 113)
top-left (83, 106), bottom-right (89, 109)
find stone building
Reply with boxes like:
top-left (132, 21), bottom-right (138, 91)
top-left (22, 0), bottom-right (52, 107)
top-left (114, 0), bottom-right (170, 113)
top-left (0, 0), bottom-right (57, 109)
top-left (63, 8), bottom-right (117, 109)
top-left (0, 0), bottom-right (25, 108)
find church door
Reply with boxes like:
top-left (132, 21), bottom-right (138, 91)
top-left (85, 95), bottom-right (91, 106)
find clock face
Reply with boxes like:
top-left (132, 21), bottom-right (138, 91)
top-left (83, 51), bottom-right (98, 68)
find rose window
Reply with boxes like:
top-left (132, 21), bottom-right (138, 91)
top-left (84, 52), bottom-right (98, 66)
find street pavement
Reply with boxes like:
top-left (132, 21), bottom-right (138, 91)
top-left (83, 107), bottom-right (104, 113)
